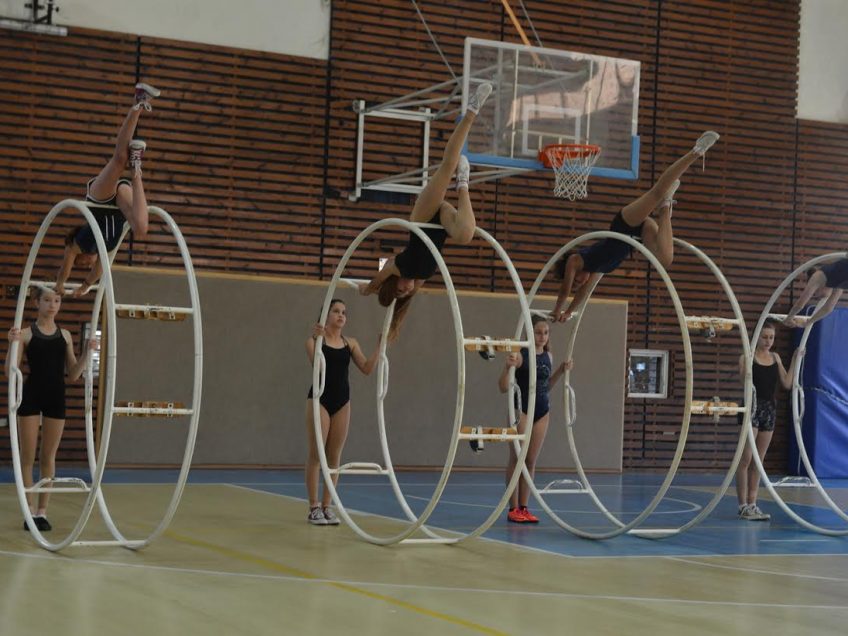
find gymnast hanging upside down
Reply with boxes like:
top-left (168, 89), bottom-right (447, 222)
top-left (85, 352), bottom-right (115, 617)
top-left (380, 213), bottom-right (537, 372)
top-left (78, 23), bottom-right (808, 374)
top-left (55, 82), bottom-right (160, 297)
top-left (551, 131), bottom-right (721, 322)
top-left (358, 81), bottom-right (493, 340)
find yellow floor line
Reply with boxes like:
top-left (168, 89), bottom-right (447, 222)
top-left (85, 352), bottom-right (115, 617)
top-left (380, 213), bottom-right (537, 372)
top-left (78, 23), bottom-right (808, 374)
top-left (166, 530), bottom-right (508, 636)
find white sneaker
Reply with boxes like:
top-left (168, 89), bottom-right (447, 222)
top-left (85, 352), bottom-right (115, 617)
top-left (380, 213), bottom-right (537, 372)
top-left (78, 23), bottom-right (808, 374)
top-left (693, 131), bottom-right (720, 156)
top-left (323, 507), bottom-right (340, 526)
top-left (467, 82), bottom-right (493, 115)
top-left (740, 504), bottom-right (769, 521)
top-left (749, 504), bottom-right (771, 521)
top-left (307, 506), bottom-right (328, 525)
top-left (128, 139), bottom-right (146, 176)
top-left (456, 155), bottom-right (470, 190)
top-left (134, 82), bottom-right (161, 111)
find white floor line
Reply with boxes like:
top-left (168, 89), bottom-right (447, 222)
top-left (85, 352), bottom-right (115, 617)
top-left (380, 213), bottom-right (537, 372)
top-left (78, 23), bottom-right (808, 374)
top-left (403, 493), bottom-right (703, 515)
top-left (668, 556), bottom-right (848, 583)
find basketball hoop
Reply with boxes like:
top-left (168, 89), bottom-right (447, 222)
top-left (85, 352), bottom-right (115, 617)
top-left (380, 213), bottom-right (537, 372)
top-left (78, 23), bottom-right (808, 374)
top-left (539, 144), bottom-right (601, 201)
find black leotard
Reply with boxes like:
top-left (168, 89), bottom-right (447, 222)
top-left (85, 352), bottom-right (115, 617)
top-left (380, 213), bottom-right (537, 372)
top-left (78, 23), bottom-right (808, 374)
top-left (394, 210), bottom-right (448, 280)
top-left (74, 178), bottom-right (132, 253)
top-left (514, 347), bottom-right (552, 423)
top-left (819, 258), bottom-right (848, 290)
top-left (749, 354), bottom-right (779, 431)
top-left (17, 323), bottom-right (67, 419)
top-left (578, 211), bottom-right (644, 274)
top-left (307, 338), bottom-right (352, 416)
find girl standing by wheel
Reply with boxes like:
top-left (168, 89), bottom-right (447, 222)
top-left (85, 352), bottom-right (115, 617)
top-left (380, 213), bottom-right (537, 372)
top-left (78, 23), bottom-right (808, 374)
top-left (304, 299), bottom-right (380, 525)
top-left (500, 315), bottom-right (572, 523)
top-left (5, 287), bottom-right (95, 530)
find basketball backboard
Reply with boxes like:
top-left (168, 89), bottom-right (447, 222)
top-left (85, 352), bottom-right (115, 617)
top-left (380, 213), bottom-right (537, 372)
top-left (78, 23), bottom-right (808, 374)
top-left (462, 38), bottom-right (640, 180)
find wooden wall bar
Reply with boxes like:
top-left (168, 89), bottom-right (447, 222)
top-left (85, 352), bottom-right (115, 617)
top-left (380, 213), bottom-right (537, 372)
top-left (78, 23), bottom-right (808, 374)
top-left (2, 1), bottom-right (843, 472)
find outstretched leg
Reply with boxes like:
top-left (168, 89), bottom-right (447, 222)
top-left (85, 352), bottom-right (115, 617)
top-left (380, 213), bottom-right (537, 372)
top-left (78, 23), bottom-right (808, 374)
top-left (409, 82), bottom-right (492, 223)
top-left (642, 197), bottom-right (675, 268)
top-left (621, 131), bottom-right (719, 227)
top-left (437, 156), bottom-right (476, 244)
top-left (88, 83), bottom-right (159, 202)
top-left (118, 140), bottom-right (150, 238)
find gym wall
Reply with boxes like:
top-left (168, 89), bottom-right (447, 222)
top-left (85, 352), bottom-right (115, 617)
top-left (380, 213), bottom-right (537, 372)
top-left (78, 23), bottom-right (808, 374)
top-left (105, 267), bottom-right (626, 471)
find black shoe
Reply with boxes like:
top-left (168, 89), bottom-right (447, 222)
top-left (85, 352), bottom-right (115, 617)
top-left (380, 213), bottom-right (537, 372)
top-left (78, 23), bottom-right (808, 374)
top-left (33, 516), bottom-right (52, 531)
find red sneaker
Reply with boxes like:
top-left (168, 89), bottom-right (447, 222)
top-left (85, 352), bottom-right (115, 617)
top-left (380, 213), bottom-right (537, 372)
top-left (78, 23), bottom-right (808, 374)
top-left (507, 507), bottom-right (527, 523)
top-left (520, 507), bottom-right (539, 523)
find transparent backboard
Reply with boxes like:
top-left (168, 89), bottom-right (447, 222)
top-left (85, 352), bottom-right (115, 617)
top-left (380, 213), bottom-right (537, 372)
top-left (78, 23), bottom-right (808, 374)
top-left (462, 38), bottom-right (641, 180)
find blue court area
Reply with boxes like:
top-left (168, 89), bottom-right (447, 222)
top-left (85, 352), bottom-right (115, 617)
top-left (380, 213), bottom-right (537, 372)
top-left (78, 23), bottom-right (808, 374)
top-left (4, 468), bottom-right (848, 558)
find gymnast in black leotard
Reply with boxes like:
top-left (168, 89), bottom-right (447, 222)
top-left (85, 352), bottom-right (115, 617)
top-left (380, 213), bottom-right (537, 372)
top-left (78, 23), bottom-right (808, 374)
top-left (782, 257), bottom-right (848, 327)
top-left (358, 81), bottom-right (493, 341)
top-left (55, 82), bottom-right (160, 298)
top-left (551, 130), bottom-right (721, 322)
top-left (5, 286), bottom-right (94, 532)
top-left (304, 299), bottom-right (380, 525)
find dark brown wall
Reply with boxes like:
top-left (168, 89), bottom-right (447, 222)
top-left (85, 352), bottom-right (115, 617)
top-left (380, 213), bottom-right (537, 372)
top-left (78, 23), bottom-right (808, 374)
top-left (2, 1), bottom-right (842, 471)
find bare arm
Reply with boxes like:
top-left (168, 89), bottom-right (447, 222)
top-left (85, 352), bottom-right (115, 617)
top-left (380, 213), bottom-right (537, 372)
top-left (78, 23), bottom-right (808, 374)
top-left (498, 352), bottom-right (522, 393)
top-left (305, 323), bottom-right (324, 365)
top-left (561, 272), bottom-right (602, 318)
top-left (552, 254), bottom-right (582, 317)
top-left (349, 337), bottom-right (381, 376)
top-left (5, 327), bottom-right (27, 378)
top-left (56, 242), bottom-right (84, 294)
top-left (549, 356), bottom-right (573, 387)
top-left (359, 258), bottom-right (401, 296)
top-left (784, 271), bottom-right (827, 323)
top-left (73, 259), bottom-right (104, 298)
top-left (807, 289), bottom-right (842, 325)
top-left (65, 330), bottom-right (94, 381)
top-left (774, 350), bottom-right (805, 391)
top-left (738, 353), bottom-right (746, 384)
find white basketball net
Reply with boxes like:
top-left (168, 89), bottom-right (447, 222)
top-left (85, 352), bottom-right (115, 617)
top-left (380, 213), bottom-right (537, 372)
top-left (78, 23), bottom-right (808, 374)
top-left (545, 145), bottom-right (601, 201)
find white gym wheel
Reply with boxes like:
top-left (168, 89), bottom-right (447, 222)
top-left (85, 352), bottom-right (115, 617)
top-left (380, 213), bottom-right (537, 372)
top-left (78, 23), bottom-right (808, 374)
top-left (521, 236), bottom-right (756, 538)
top-left (516, 230), bottom-right (731, 539)
top-left (748, 251), bottom-right (848, 536)
top-left (312, 218), bottom-right (536, 546)
top-left (7, 200), bottom-right (202, 551)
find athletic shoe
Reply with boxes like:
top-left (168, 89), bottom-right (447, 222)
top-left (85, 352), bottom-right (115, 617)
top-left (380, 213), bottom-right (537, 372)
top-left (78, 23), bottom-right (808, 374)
top-left (34, 516), bottom-right (52, 531)
top-left (323, 507), bottom-right (340, 526)
top-left (693, 131), bottom-right (720, 156)
top-left (23, 516), bottom-right (52, 531)
top-left (507, 507), bottom-right (528, 523)
top-left (740, 504), bottom-right (769, 521)
top-left (455, 155), bottom-right (470, 190)
top-left (134, 82), bottom-right (161, 111)
top-left (467, 82), bottom-right (493, 115)
top-left (737, 504), bottom-right (748, 518)
top-left (128, 139), bottom-right (147, 175)
top-left (749, 504), bottom-right (771, 521)
top-left (307, 506), bottom-right (328, 525)
top-left (519, 506), bottom-right (539, 523)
